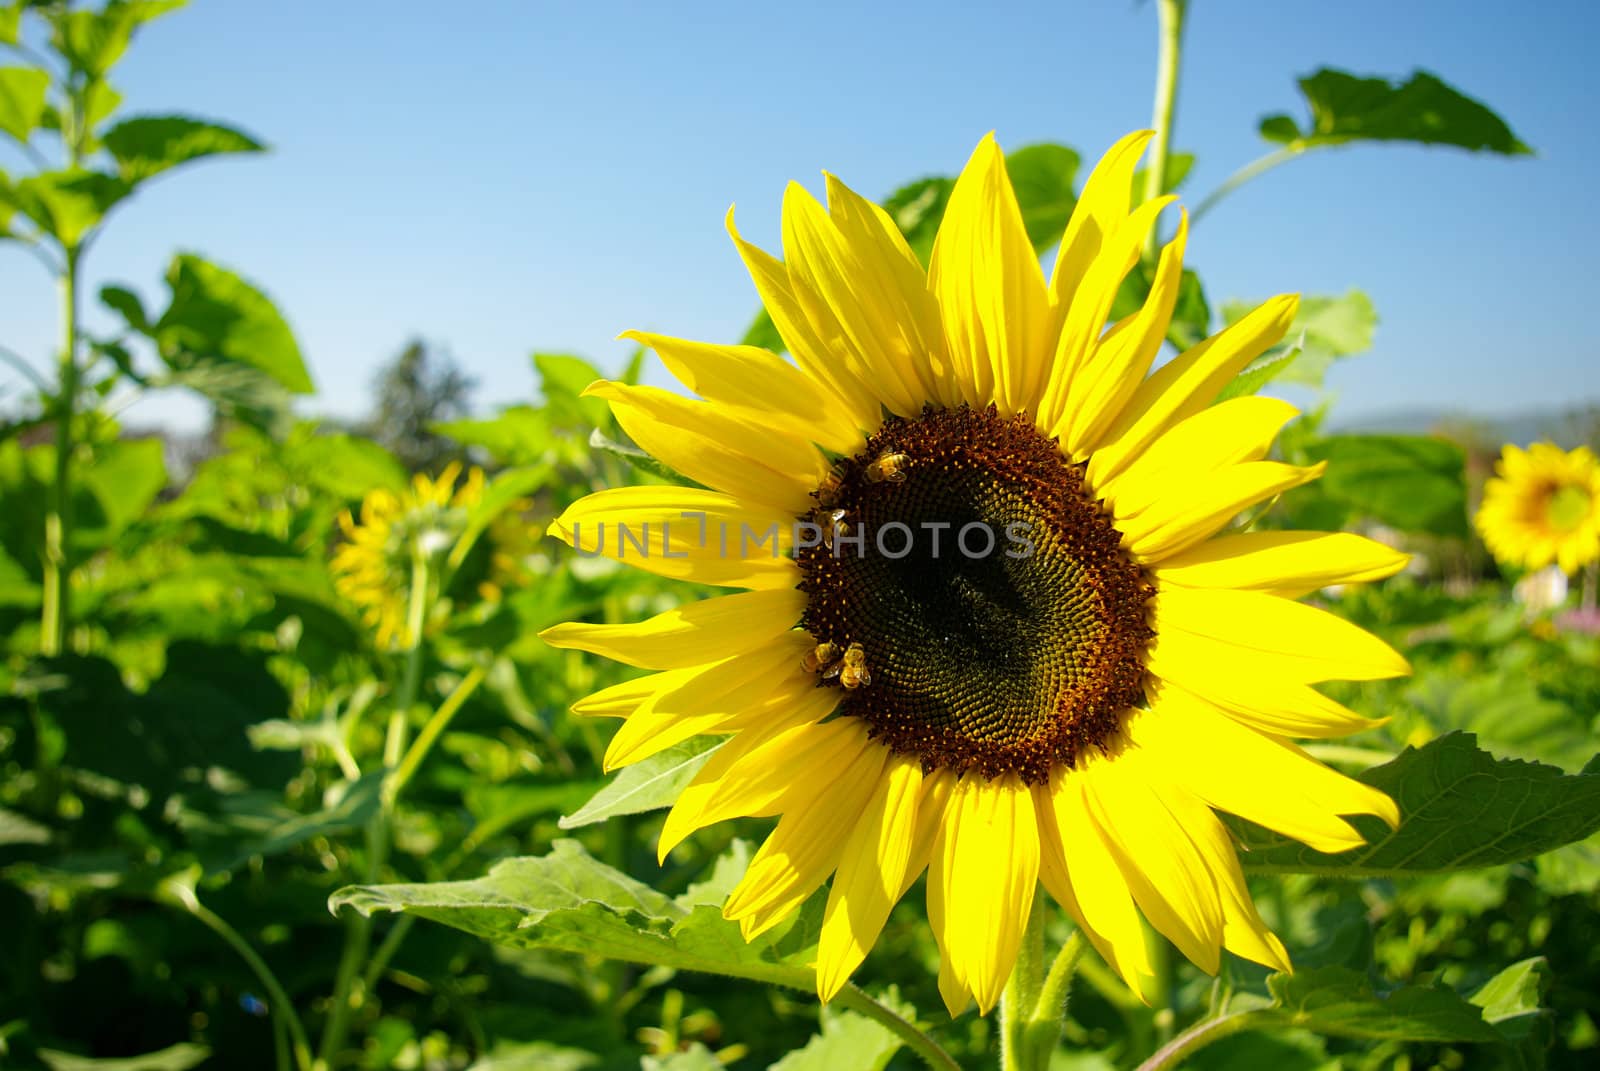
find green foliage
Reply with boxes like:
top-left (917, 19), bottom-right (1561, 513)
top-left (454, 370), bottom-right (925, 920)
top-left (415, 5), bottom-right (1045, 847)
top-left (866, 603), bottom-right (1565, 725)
top-left (1234, 734), bottom-right (1600, 877)
top-left (1261, 68), bottom-right (1533, 155)
top-left (3, 4), bottom-right (1590, 1071)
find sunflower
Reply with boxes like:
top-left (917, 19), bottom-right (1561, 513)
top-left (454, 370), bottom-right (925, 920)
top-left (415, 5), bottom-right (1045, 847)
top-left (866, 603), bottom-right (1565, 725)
top-left (540, 132), bottom-right (1411, 1013)
top-left (1476, 442), bottom-right (1600, 576)
top-left (332, 462), bottom-right (485, 649)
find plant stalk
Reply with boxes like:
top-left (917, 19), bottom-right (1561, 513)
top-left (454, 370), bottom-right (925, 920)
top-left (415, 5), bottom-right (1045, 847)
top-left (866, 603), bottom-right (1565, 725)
top-left (1188, 147), bottom-right (1302, 227)
top-left (40, 246), bottom-right (80, 656)
top-left (1000, 896), bottom-right (1048, 1071)
top-left (836, 983), bottom-right (962, 1071)
top-left (317, 555), bottom-right (432, 1070)
top-left (185, 897), bottom-right (314, 1071)
top-left (1134, 1010), bottom-right (1262, 1071)
top-left (1141, 0), bottom-right (1187, 262)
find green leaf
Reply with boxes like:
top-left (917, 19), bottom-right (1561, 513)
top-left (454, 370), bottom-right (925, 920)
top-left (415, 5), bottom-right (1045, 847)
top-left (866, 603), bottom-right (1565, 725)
top-left (101, 114), bottom-right (264, 183)
top-left (1263, 967), bottom-right (1500, 1042)
top-left (331, 839), bottom-right (819, 987)
top-left (1223, 289), bottom-right (1377, 391)
top-left (49, 0), bottom-right (187, 80)
top-left (38, 1042), bottom-right (210, 1071)
top-left (0, 805), bottom-right (52, 845)
top-left (436, 405), bottom-right (554, 466)
top-left (883, 175), bottom-right (953, 265)
top-left (1303, 433), bottom-right (1467, 537)
top-left (1407, 673), bottom-right (1590, 770)
top-left (1216, 341), bottom-right (1303, 403)
top-left (1471, 957), bottom-right (1550, 1039)
top-left (1113, 263), bottom-right (1211, 350)
top-left (535, 352), bottom-right (611, 429)
top-left (284, 432), bottom-right (405, 500)
top-left (1132, 151), bottom-right (1196, 202)
top-left (153, 253), bottom-right (313, 393)
top-left (559, 737), bottom-right (722, 830)
top-left (75, 437), bottom-right (165, 548)
top-left (208, 772), bottom-right (382, 873)
top-left (1261, 68), bottom-right (1532, 155)
top-left (588, 427), bottom-right (693, 484)
top-left (0, 169), bottom-right (131, 246)
top-left (0, 66), bottom-right (49, 142)
top-left (1234, 732), bottom-right (1600, 877)
top-left (100, 284), bottom-right (151, 332)
top-left (740, 308), bottom-right (785, 353)
top-left (644, 1045), bottom-right (723, 1071)
top-left (769, 998), bottom-right (910, 1071)
top-left (1005, 142), bottom-right (1080, 251)
top-left (0, 6), bottom-right (20, 46)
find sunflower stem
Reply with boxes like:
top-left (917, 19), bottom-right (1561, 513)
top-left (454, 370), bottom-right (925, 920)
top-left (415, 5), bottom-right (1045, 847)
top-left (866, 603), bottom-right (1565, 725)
top-left (1582, 562), bottom-right (1597, 612)
top-left (41, 244), bottom-right (81, 656)
top-left (836, 983), bottom-right (961, 1071)
top-left (1000, 896), bottom-right (1048, 1071)
top-left (318, 554), bottom-right (432, 1070)
top-left (1141, 0), bottom-right (1187, 262)
top-left (1188, 147), bottom-right (1301, 228)
top-left (1020, 930), bottom-right (1086, 1066)
top-left (1134, 1009), bottom-right (1264, 1071)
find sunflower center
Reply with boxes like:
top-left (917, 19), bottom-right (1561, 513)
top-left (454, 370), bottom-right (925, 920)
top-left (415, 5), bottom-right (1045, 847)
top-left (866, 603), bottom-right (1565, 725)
top-left (795, 404), bottom-right (1154, 784)
top-left (1546, 484), bottom-right (1592, 533)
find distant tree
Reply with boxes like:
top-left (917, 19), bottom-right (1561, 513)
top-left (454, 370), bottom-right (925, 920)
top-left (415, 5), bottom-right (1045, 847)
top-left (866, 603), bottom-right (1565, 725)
top-left (364, 339), bottom-right (476, 472)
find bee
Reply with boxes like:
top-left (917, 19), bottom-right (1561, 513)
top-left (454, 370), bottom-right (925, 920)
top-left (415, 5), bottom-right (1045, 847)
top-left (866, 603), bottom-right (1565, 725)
top-left (815, 467), bottom-right (845, 508)
top-left (839, 642), bottom-right (871, 689)
top-left (865, 452), bottom-right (910, 484)
top-left (801, 640), bottom-right (841, 675)
top-left (816, 507), bottom-right (849, 549)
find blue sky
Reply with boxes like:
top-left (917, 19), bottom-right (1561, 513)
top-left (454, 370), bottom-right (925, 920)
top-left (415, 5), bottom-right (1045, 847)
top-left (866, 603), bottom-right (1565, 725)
top-left (3, 0), bottom-right (1596, 430)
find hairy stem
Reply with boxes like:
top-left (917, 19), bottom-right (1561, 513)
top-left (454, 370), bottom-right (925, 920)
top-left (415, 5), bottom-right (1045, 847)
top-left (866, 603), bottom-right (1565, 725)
top-left (1188, 147), bottom-right (1302, 228)
top-left (183, 896), bottom-right (313, 1071)
top-left (41, 246), bottom-right (79, 655)
top-left (835, 983), bottom-right (962, 1071)
top-left (1141, 0), bottom-right (1187, 261)
top-left (1020, 930), bottom-right (1085, 1065)
top-left (1001, 896), bottom-right (1048, 1071)
top-left (1134, 1010), bottom-right (1263, 1071)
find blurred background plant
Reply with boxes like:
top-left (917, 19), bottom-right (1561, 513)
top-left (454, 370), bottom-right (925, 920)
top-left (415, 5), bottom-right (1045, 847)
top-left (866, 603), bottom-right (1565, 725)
top-left (2, 2), bottom-right (1598, 1070)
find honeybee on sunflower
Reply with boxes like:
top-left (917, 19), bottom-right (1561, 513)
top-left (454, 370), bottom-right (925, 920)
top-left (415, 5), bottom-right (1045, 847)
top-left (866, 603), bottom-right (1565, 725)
top-left (541, 132), bottom-right (1411, 1013)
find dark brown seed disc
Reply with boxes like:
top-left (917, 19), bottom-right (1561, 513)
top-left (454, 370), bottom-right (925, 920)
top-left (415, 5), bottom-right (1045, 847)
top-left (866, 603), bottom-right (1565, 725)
top-left (796, 404), bottom-right (1154, 784)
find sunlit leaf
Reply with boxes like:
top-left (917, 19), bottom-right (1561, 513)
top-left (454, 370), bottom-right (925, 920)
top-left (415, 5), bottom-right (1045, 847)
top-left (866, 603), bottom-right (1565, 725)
top-left (153, 253), bottom-right (313, 394)
top-left (0, 805), bottom-right (52, 845)
top-left (559, 737), bottom-right (722, 830)
top-left (284, 432), bottom-right (405, 500)
top-left (49, 0), bottom-right (187, 80)
top-left (1303, 433), bottom-right (1467, 538)
top-left (436, 405), bottom-right (554, 467)
top-left (331, 839), bottom-right (820, 986)
top-left (1262, 967), bottom-right (1500, 1042)
top-left (1234, 733), bottom-right (1600, 876)
top-left (75, 437), bottom-right (166, 549)
top-left (0, 65), bottom-right (50, 142)
top-left (769, 993), bottom-right (913, 1071)
top-left (0, 169), bottom-right (131, 246)
top-left (38, 1042), bottom-right (210, 1071)
top-left (535, 352), bottom-right (611, 430)
top-left (1223, 289), bottom-right (1377, 391)
top-left (1259, 69), bottom-right (1532, 155)
top-left (101, 114), bottom-right (264, 183)
top-left (1471, 956), bottom-right (1552, 1068)
top-left (1005, 142), bottom-right (1080, 251)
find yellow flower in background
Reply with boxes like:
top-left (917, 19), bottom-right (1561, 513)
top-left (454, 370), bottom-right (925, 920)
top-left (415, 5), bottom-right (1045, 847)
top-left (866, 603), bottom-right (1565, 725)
top-left (1476, 443), bottom-right (1600, 576)
top-left (541, 132), bottom-right (1411, 1013)
top-left (333, 462), bottom-right (485, 649)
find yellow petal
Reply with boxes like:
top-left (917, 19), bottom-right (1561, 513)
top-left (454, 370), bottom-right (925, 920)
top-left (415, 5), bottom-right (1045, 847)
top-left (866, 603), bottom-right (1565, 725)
top-left (1099, 396), bottom-right (1299, 516)
top-left (1133, 688), bottom-right (1399, 851)
top-left (1040, 195), bottom-right (1175, 431)
top-left (723, 734), bottom-right (889, 938)
top-left (1079, 754), bottom-right (1223, 974)
top-left (933, 773), bottom-right (1040, 1013)
top-left (1035, 777), bottom-right (1159, 1001)
top-left (570, 670), bottom-right (688, 719)
top-left (657, 714), bottom-right (860, 861)
top-left (781, 181), bottom-right (932, 416)
top-left (619, 330), bottom-right (858, 455)
top-left (823, 172), bottom-right (953, 406)
top-left (584, 381), bottom-right (822, 513)
top-left (1049, 131), bottom-right (1153, 308)
top-left (1087, 294), bottom-right (1299, 490)
top-left (726, 207), bottom-right (882, 434)
top-left (1153, 586), bottom-right (1411, 683)
top-left (1152, 670), bottom-right (1383, 739)
top-left (1152, 781), bottom-right (1290, 972)
top-left (601, 633), bottom-right (816, 770)
top-left (1118, 461), bottom-right (1326, 561)
top-left (1057, 210), bottom-right (1189, 456)
top-left (928, 134), bottom-right (1050, 415)
top-left (815, 755), bottom-right (924, 1002)
top-left (1153, 531), bottom-right (1410, 598)
top-left (550, 487), bottom-right (799, 589)
top-left (540, 588), bottom-right (806, 670)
